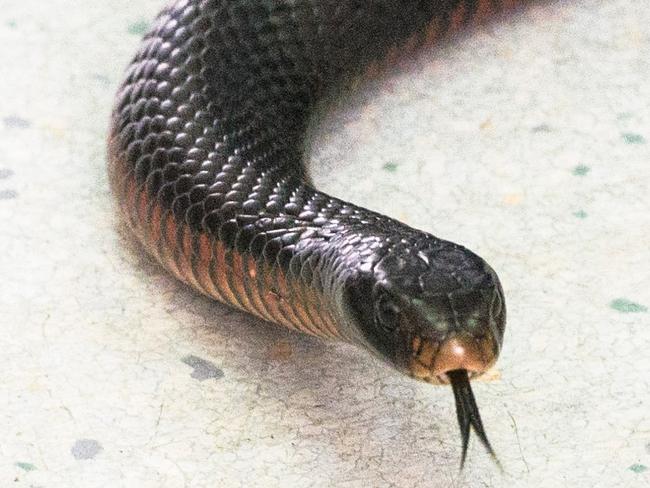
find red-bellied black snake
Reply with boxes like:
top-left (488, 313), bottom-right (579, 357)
top-left (108, 0), bottom-right (517, 466)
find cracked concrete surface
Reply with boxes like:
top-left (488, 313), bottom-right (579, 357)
top-left (1, 0), bottom-right (648, 486)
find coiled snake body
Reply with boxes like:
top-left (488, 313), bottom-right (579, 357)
top-left (109, 0), bottom-right (512, 466)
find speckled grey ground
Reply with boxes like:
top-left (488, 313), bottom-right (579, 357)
top-left (1, 1), bottom-right (648, 487)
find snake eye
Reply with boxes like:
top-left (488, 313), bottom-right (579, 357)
top-left (375, 294), bottom-right (401, 333)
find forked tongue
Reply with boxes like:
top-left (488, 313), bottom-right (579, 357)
top-left (447, 369), bottom-right (502, 471)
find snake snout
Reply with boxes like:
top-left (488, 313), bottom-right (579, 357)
top-left (408, 334), bottom-right (497, 384)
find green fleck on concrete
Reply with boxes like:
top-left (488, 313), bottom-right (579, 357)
top-left (127, 20), bottom-right (149, 36)
top-left (622, 132), bottom-right (646, 144)
top-left (572, 164), bottom-right (590, 176)
top-left (573, 210), bottom-right (587, 219)
top-left (7, 20), bottom-right (17, 29)
top-left (610, 298), bottom-right (648, 313)
top-left (382, 162), bottom-right (398, 173)
top-left (628, 464), bottom-right (648, 474)
top-left (15, 462), bottom-right (36, 472)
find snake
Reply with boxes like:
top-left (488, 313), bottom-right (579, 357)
top-left (108, 0), bottom-right (513, 467)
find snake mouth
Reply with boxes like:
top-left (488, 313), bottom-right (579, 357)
top-left (407, 337), bottom-right (502, 468)
top-left (407, 334), bottom-right (497, 385)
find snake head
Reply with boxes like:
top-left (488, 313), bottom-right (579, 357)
top-left (344, 238), bottom-right (505, 379)
top-left (342, 237), bottom-right (506, 467)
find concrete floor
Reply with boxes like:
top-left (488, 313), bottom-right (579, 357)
top-left (1, 0), bottom-right (648, 487)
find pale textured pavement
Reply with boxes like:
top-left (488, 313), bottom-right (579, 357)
top-left (1, 1), bottom-right (649, 487)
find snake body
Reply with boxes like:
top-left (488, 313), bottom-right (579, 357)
top-left (109, 0), bottom-right (511, 465)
